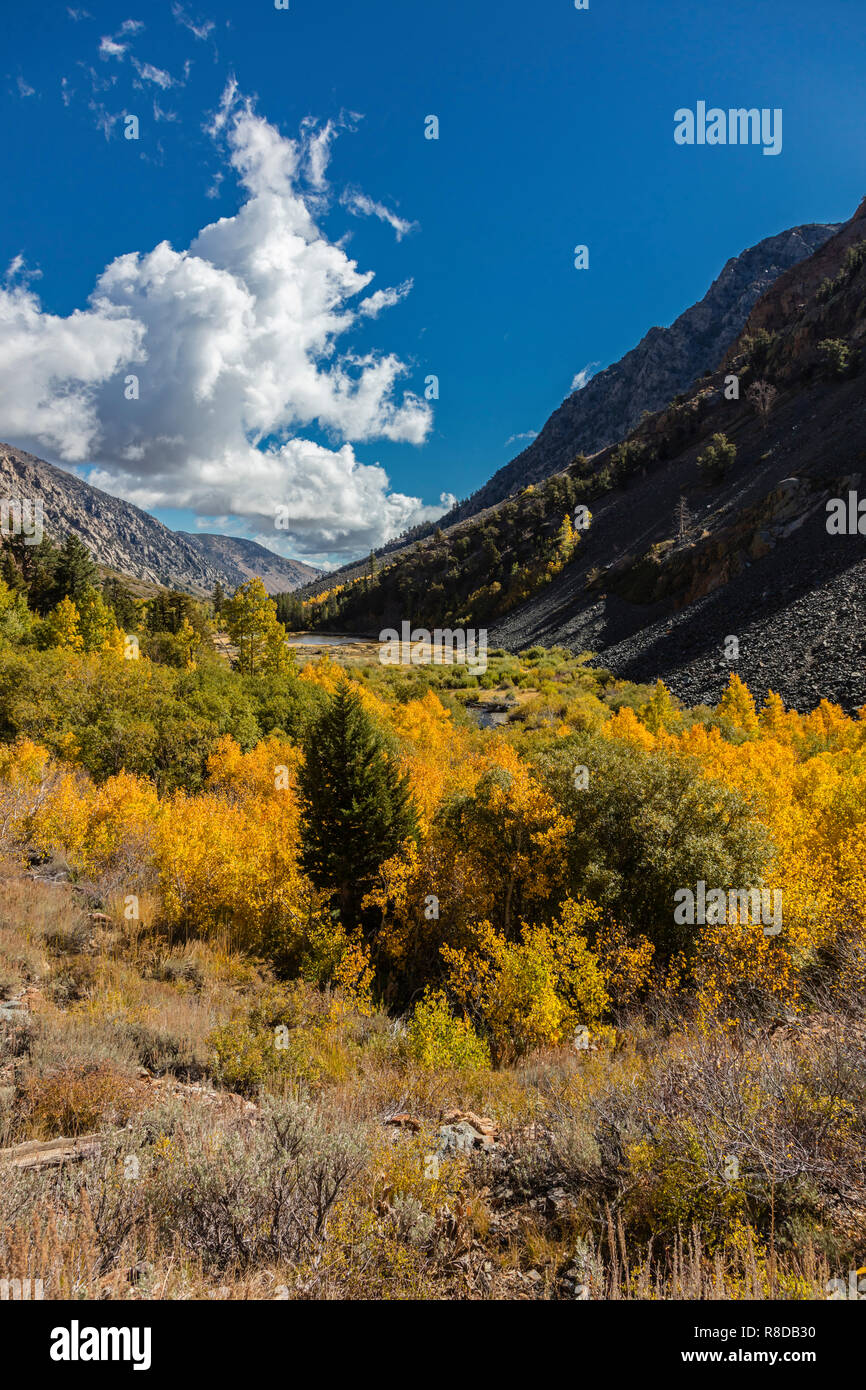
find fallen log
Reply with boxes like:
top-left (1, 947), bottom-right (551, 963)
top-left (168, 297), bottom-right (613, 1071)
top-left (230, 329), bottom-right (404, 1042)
top-left (0, 1133), bottom-right (104, 1171)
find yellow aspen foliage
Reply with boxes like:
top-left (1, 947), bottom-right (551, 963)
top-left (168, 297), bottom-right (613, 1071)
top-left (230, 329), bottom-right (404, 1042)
top-left (639, 680), bottom-right (681, 734)
top-left (692, 917), bottom-right (799, 1028)
top-left (406, 988), bottom-right (491, 1070)
top-left (759, 688), bottom-right (794, 740)
top-left (206, 733), bottom-right (302, 807)
top-left (0, 739), bottom-right (57, 846)
top-left (442, 920), bottom-right (565, 1063)
top-left (716, 672), bottom-right (759, 734)
top-left (442, 898), bottom-right (607, 1064)
top-left (799, 697), bottom-right (857, 752)
top-left (391, 689), bottom-right (476, 828)
top-left (600, 703), bottom-right (657, 750)
top-left (330, 937), bottom-right (375, 1018)
top-left (42, 596), bottom-right (85, 652)
top-left (298, 649), bottom-right (343, 694)
top-left (27, 765), bottom-right (161, 878)
top-left (175, 616), bottom-right (201, 670)
top-left (595, 919), bottom-right (655, 1008)
top-left (224, 578), bottom-right (293, 676)
top-left (75, 586), bottom-right (125, 655)
top-left (442, 742), bottom-right (573, 933)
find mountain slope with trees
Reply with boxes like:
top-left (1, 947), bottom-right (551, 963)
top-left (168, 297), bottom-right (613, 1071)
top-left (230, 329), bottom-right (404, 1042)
top-left (432, 219), bottom-right (840, 526)
top-left (0, 444), bottom-right (318, 596)
top-left (293, 197), bottom-right (866, 713)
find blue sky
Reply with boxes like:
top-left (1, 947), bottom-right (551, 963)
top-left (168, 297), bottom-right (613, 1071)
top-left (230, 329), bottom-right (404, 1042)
top-left (1, 0), bottom-right (864, 565)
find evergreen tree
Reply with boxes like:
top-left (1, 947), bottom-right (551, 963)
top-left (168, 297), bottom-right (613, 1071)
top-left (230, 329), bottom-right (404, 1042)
top-left (274, 591), bottom-right (303, 631)
top-left (212, 581), bottom-right (225, 620)
top-left (298, 681), bottom-right (418, 924)
top-left (6, 535), bottom-right (58, 613)
top-left (0, 547), bottom-right (25, 594)
top-left (146, 589), bottom-right (197, 636)
top-left (102, 576), bottom-right (138, 630)
top-left (53, 534), bottom-right (97, 605)
top-left (0, 576), bottom-right (33, 644)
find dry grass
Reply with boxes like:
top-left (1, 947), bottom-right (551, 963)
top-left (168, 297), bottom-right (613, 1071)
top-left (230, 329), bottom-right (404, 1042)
top-left (0, 865), bottom-right (862, 1301)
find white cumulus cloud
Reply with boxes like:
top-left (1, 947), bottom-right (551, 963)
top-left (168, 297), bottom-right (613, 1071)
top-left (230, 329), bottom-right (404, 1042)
top-left (0, 85), bottom-right (439, 559)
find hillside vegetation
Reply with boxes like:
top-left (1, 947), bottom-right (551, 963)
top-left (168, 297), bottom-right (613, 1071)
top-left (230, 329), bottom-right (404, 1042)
top-left (284, 214), bottom-right (866, 719)
top-left (0, 561), bottom-right (864, 1299)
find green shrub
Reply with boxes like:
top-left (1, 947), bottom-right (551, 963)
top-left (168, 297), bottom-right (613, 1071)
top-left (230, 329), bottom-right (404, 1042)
top-left (817, 338), bottom-right (855, 379)
top-left (697, 433), bottom-right (737, 484)
top-left (406, 989), bottom-right (490, 1070)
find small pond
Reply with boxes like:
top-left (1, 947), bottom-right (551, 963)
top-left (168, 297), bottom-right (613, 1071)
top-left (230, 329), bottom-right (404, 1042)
top-left (286, 632), bottom-right (366, 647)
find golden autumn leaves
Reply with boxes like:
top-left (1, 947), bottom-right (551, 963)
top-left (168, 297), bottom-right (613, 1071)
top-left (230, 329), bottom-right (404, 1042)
top-left (1, 665), bottom-right (864, 1064)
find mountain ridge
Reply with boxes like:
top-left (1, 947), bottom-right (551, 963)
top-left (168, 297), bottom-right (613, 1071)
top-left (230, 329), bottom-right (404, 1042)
top-left (0, 444), bottom-right (319, 595)
top-left (443, 220), bottom-right (841, 525)
top-left (294, 195), bottom-right (866, 712)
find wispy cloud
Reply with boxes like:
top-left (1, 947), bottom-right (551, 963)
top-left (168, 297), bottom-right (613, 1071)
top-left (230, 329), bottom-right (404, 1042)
top-left (505, 430), bottom-right (537, 447)
top-left (341, 189), bottom-right (417, 241)
top-left (571, 361), bottom-right (600, 392)
top-left (132, 58), bottom-right (176, 89)
top-left (89, 101), bottom-right (121, 140)
top-left (358, 281), bottom-right (413, 319)
top-left (16, 76), bottom-right (36, 98)
top-left (171, 3), bottom-right (215, 41)
top-left (153, 99), bottom-right (179, 123)
top-left (98, 20), bottom-right (145, 61)
top-left (5, 255), bottom-right (41, 285)
top-left (99, 36), bottom-right (127, 59)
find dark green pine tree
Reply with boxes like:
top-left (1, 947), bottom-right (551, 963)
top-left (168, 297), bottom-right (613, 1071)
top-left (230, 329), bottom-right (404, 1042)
top-left (299, 681), bottom-right (418, 925)
top-left (25, 537), bottom-right (60, 613)
top-left (52, 533), bottom-right (97, 605)
top-left (0, 545), bottom-right (25, 594)
top-left (102, 576), bottom-right (138, 630)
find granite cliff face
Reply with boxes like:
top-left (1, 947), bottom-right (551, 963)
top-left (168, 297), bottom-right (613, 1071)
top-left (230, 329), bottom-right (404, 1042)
top-left (446, 221), bottom-right (840, 524)
top-left (0, 445), bottom-right (318, 594)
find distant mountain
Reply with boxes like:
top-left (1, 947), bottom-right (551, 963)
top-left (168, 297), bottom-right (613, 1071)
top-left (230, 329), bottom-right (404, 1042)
top-left (446, 220), bottom-right (841, 524)
top-left (0, 444), bottom-right (319, 595)
top-left (179, 531), bottom-right (319, 594)
top-left (299, 195), bottom-right (866, 712)
top-left (486, 197), bottom-right (866, 711)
